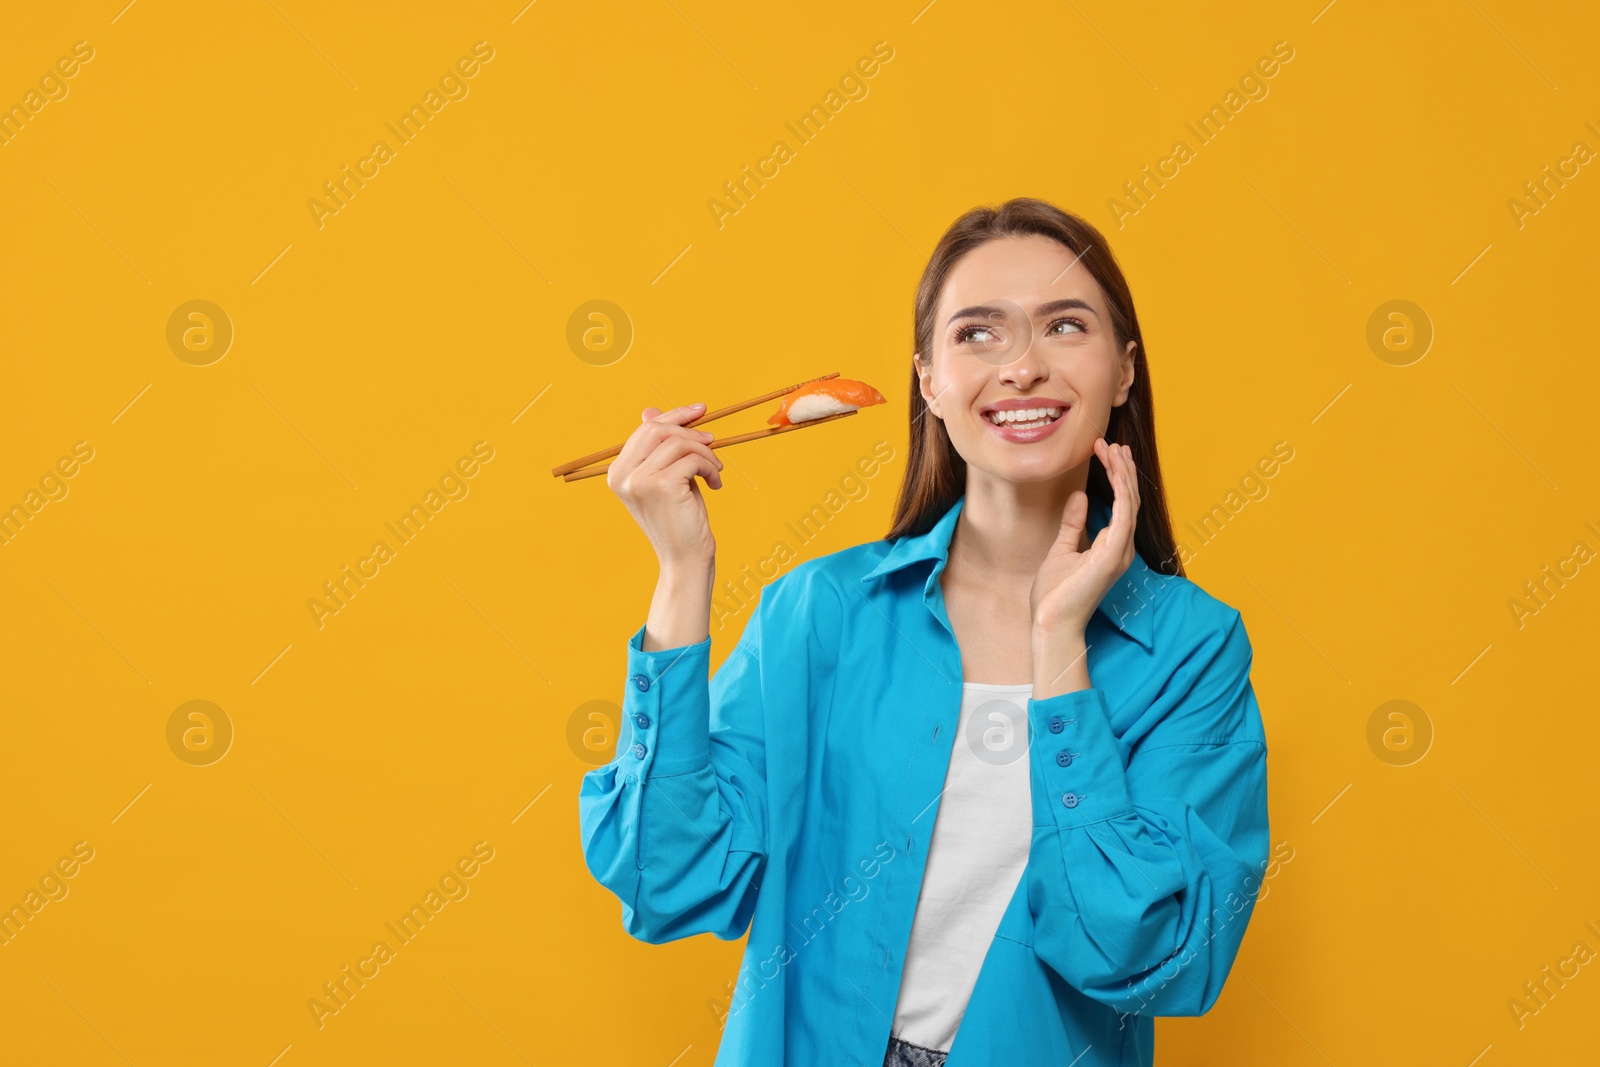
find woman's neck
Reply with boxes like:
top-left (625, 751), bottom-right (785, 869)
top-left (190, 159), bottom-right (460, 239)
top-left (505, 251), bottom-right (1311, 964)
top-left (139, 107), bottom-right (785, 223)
top-left (948, 472), bottom-right (1091, 585)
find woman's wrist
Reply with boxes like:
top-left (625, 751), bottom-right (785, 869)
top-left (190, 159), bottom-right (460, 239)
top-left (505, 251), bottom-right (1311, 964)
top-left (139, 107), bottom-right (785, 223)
top-left (1031, 624), bottom-right (1091, 700)
top-left (643, 557), bottom-right (715, 652)
top-left (658, 553), bottom-right (715, 585)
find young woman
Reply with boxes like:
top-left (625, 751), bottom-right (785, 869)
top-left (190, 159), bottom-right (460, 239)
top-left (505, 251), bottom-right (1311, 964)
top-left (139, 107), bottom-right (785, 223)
top-left (580, 198), bottom-right (1271, 1066)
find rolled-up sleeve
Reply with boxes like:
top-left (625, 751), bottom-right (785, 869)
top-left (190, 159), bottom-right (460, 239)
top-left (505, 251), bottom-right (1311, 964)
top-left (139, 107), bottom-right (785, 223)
top-left (1023, 609), bottom-right (1270, 1017)
top-left (578, 602), bottom-right (770, 945)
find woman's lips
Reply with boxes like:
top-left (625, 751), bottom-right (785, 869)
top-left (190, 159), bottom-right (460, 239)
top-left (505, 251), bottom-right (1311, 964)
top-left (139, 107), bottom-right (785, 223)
top-left (985, 407), bottom-right (1068, 443)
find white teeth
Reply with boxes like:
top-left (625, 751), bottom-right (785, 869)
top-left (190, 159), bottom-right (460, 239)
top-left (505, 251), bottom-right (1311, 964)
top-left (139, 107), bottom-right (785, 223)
top-left (986, 407), bottom-right (1062, 425)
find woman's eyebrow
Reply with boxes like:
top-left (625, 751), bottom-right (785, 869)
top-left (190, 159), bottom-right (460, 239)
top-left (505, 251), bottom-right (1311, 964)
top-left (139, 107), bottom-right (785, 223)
top-left (1032, 298), bottom-right (1099, 319)
top-left (945, 298), bottom-right (1099, 326)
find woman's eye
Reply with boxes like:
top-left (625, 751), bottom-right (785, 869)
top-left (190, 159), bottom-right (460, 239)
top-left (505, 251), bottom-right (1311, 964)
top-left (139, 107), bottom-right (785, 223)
top-left (957, 325), bottom-right (997, 345)
top-left (1047, 318), bottom-right (1086, 336)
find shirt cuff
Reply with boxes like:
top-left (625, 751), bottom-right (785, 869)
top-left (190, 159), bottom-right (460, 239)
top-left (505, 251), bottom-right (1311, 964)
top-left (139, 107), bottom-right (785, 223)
top-left (616, 624), bottom-right (712, 778)
top-left (1027, 687), bottom-right (1135, 829)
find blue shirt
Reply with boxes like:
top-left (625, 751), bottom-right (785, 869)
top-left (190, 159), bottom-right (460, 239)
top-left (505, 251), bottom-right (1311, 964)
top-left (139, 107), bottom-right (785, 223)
top-left (579, 492), bottom-right (1271, 1066)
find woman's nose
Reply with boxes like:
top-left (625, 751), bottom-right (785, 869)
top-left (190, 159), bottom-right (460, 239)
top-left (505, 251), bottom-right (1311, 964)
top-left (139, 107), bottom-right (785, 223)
top-left (999, 358), bottom-right (1046, 388)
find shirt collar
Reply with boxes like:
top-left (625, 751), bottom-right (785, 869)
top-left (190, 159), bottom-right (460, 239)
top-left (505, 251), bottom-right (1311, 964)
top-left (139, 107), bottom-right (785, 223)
top-left (860, 493), bottom-right (1158, 650)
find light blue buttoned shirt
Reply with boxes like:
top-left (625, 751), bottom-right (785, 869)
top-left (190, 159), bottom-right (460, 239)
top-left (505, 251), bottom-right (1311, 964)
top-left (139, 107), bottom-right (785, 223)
top-left (579, 492), bottom-right (1271, 1065)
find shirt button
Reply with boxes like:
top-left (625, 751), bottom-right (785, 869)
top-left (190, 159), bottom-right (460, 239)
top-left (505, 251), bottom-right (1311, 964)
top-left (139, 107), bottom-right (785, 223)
top-left (1061, 792), bottom-right (1082, 809)
top-left (632, 673), bottom-right (651, 692)
top-left (634, 713), bottom-right (651, 729)
top-left (631, 742), bottom-right (647, 759)
top-left (1056, 749), bottom-right (1077, 767)
top-left (1048, 716), bottom-right (1065, 734)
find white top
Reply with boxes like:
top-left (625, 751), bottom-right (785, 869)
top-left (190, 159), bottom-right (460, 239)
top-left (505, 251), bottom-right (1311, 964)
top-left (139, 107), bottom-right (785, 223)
top-left (889, 681), bottom-right (1034, 1052)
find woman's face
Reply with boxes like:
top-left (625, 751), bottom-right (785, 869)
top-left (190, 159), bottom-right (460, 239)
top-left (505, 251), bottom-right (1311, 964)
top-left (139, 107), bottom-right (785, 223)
top-left (915, 234), bottom-right (1137, 484)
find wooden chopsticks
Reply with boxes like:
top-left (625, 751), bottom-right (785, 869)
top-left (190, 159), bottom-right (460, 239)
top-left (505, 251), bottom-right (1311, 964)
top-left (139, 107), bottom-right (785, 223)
top-left (553, 372), bottom-right (849, 482)
top-left (560, 410), bottom-right (858, 482)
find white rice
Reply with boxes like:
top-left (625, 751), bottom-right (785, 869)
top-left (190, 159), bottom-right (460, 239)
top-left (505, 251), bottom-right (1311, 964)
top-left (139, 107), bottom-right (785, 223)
top-left (787, 393), bottom-right (855, 423)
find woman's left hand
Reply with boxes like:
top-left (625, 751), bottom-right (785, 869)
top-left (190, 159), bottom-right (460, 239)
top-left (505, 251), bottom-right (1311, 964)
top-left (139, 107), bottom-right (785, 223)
top-left (1029, 438), bottom-right (1142, 639)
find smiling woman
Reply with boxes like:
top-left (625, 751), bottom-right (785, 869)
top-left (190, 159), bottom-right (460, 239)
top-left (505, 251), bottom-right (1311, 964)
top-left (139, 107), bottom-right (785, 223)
top-left (894, 206), bottom-right (1181, 565)
top-left (579, 197), bottom-right (1269, 1067)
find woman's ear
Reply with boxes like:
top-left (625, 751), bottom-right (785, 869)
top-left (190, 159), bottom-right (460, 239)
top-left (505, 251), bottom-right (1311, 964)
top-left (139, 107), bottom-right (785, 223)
top-left (1113, 339), bottom-right (1137, 407)
top-left (913, 353), bottom-right (942, 419)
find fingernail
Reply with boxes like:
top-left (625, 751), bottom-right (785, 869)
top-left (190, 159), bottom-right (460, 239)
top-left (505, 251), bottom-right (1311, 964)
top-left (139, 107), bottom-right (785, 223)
top-left (692, 401), bottom-right (705, 409)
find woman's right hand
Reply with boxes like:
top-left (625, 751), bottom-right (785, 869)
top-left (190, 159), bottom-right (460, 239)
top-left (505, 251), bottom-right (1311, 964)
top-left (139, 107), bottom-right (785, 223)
top-left (606, 402), bottom-right (724, 569)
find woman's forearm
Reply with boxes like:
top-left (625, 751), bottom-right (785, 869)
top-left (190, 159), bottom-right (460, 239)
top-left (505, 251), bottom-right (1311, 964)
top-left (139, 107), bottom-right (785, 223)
top-left (643, 559), bottom-right (715, 651)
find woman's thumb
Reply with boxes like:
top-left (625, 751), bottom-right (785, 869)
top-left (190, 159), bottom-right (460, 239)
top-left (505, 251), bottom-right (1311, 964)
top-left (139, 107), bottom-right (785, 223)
top-left (1057, 490), bottom-right (1088, 550)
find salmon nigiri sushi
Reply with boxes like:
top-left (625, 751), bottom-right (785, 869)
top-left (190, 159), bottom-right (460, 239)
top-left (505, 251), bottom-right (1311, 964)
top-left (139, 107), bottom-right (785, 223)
top-left (767, 378), bottom-right (886, 426)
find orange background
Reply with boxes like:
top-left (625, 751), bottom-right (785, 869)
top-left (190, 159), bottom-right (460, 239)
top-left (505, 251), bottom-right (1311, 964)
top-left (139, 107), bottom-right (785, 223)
top-left (2, 1), bottom-right (1597, 1063)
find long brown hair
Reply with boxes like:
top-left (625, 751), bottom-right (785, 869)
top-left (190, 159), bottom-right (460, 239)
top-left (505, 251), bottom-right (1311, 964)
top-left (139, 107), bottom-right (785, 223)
top-left (884, 197), bottom-right (1185, 578)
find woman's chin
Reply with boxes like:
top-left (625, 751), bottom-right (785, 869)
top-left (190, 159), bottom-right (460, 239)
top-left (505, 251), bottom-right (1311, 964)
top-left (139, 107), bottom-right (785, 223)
top-left (967, 452), bottom-right (1077, 485)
